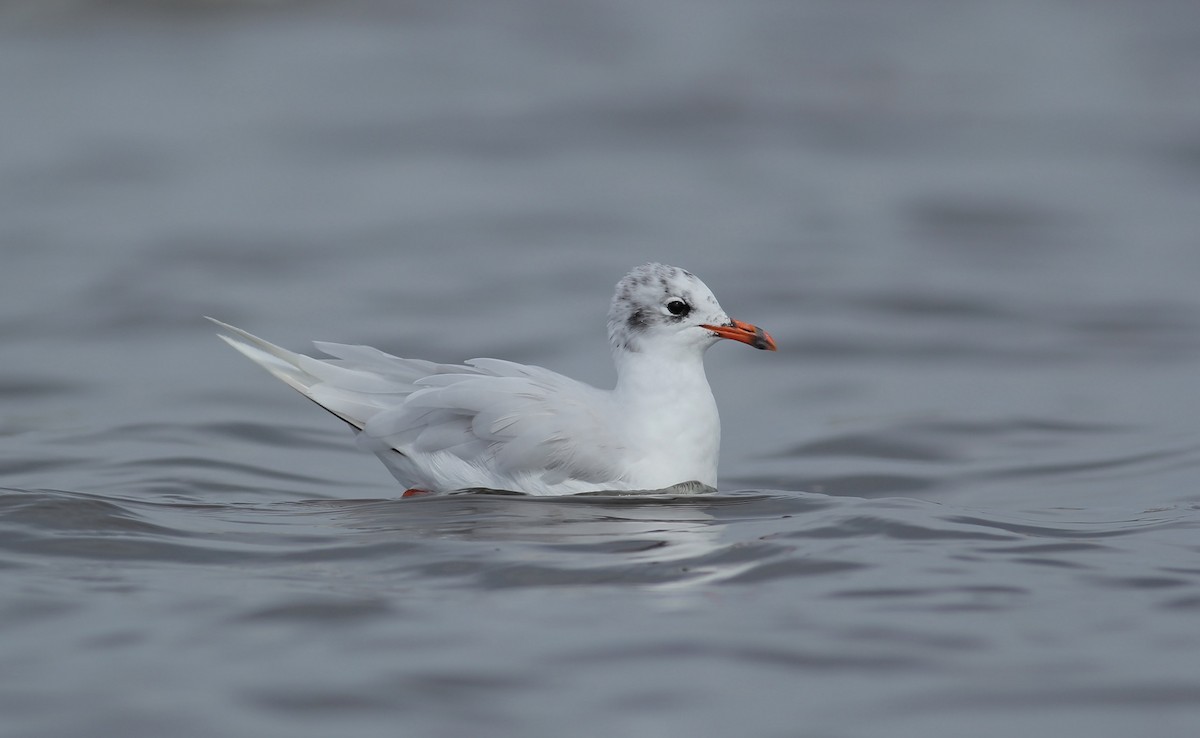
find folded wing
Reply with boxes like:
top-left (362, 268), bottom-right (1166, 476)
top-left (209, 319), bottom-right (627, 488)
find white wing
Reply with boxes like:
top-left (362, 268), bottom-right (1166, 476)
top-left (208, 319), bottom-right (628, 492)
top-left (365, 357), bottom-right (626, 486)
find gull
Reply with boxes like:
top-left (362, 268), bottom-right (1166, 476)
top-left (209, 263), bottom-right (776, 496)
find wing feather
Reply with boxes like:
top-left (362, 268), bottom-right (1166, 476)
top-left (211, 319), bottom-right (627, 490)
top-left (363, 369), bottom-right (625, 484)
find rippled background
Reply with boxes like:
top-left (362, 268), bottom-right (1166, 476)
top-left (3, 1), bottom-right (1200, 736)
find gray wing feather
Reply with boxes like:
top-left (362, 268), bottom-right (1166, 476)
top-left (211, 319), bottom-right (626, 486)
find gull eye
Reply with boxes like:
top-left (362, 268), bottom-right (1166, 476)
top-left (666, 299), bottom-right (691, 317)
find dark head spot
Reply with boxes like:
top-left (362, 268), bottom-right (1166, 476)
top-left (627, 308), bottom-right (649, 333)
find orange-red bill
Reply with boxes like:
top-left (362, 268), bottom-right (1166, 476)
top-left (701, 319), bottom-right (777, 351)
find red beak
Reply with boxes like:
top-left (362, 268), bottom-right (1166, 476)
top-left (701, 319), bottom-right (777, 351)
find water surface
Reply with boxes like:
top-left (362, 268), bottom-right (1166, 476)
top-left (2, 1), bottom-right (1200, 736)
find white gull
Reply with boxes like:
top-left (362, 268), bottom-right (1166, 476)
top-left (209, 263), bottom-right (776, 496)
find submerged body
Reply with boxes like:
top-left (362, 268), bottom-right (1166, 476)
top-left (211, 263), bottom-right (775, 495)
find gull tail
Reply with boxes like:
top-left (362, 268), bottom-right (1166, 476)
top-left (206, 317), bottom-right (364, 430)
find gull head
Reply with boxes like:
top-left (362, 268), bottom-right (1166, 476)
top-left (607, 263), bottom-right (777, 358)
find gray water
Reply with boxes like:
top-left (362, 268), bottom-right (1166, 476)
top-left (3, 1), bottom-right (1200, 736)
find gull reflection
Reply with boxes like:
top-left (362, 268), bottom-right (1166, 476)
top-left (315, 485), bottom-right (768, 595)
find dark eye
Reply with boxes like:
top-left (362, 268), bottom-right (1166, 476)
top-left (666, 300), bottom-right (691, 317)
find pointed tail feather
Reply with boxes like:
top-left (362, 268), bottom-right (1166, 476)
top-left (206, 317), bottom-right (365, 429)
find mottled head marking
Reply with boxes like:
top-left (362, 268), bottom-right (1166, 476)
top-left (606, 263), bottom-right (726, 355)
top-left (626, 308), bottom-right (649, 333)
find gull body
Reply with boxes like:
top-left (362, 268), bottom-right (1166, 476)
top-left (210, 263), bottom-right (775, 496)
